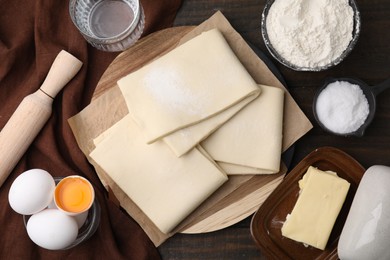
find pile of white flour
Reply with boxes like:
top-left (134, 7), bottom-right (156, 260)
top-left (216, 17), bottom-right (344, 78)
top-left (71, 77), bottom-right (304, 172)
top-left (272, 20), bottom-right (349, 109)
top-left (266, 0), bottom-right (354, 68)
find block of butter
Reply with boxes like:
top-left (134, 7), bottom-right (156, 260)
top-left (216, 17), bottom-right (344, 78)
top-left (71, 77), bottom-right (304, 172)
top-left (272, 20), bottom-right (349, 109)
top-left (281, 166), bottom-right (350, 250)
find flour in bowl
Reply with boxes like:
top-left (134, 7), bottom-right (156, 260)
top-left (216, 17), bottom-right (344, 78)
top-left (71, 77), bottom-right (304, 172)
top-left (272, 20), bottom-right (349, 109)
top-left (266, 0), bottom-right (354, 68)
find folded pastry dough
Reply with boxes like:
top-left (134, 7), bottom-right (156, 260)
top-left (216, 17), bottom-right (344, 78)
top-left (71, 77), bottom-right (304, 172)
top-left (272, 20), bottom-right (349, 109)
top-left (201, 85), bottom-right (284, 174)
top-left (89, 115), bottom-right (228, 234)
top-left (218, 162), bottom-right (276, 174)
top-left (118, 28), bottom-right (260, 156)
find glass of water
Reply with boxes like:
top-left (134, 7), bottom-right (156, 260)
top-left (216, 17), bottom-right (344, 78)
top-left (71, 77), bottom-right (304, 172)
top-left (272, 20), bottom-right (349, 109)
top-left (69, 0), bottom-right (145, 52)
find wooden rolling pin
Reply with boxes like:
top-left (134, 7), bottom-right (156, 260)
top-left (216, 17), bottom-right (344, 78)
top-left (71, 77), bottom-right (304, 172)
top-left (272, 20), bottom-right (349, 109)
top-left (0, 50), bottom-right (83, 188)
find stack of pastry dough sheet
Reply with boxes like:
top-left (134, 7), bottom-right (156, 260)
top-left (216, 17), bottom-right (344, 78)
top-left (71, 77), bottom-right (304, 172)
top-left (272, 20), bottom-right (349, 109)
top-left (90, 115), bottom-right (228, 234)
top-left (202, 84), bottom-right (285, 174)
top-left (90, 27), bottom-right (285, 234)
top-left (118, 28), bottom-right (261, 157)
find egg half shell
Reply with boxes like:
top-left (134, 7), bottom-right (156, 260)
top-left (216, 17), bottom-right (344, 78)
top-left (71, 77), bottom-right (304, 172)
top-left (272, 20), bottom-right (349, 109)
top-left (48, 198), bottom-right (89, 228)
top-left (8, 169), bottom-right (55, 215)
top-left (26, 209), bottom-right (78, 250)
top-left (74, 210), bottom-right (89, 229)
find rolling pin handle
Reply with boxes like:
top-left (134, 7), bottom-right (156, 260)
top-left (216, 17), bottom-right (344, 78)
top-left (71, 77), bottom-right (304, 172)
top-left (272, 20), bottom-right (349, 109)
top-left (40, 50), bottom-right (83, 98)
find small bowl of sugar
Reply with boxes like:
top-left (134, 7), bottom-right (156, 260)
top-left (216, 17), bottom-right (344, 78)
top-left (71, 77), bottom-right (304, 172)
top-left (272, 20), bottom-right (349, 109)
top-left (261, 0), bottom-right (361, 71)
top-left (313, 77), bottom-right (390, 136)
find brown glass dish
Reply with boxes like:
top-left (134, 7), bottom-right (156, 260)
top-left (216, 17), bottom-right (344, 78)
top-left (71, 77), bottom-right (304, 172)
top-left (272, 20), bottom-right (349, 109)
top-left (250, 146), bottom-right (365, 259)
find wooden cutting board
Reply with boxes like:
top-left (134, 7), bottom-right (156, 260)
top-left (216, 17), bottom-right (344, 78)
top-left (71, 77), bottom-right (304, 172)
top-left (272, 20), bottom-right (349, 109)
top-left (92, 26), bottom-right (285, 235)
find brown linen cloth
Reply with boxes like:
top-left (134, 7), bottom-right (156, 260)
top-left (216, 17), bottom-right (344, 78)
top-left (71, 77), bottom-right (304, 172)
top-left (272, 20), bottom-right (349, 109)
top-left (0, 0), bottom-right (182, 259)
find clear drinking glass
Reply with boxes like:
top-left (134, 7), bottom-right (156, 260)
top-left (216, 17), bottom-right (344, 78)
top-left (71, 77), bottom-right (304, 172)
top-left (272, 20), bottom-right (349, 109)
top-left (69, 0), bottom-right (145, 52)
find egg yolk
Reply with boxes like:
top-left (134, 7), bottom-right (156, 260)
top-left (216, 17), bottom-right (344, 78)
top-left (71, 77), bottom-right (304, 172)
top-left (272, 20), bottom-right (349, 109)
top-left (55, 177), bottom-right (93, 213)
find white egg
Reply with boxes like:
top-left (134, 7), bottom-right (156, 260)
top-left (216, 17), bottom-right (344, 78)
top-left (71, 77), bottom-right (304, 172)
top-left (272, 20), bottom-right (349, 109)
top-left (27, 209), bottom-right (78, 250)
top-left (8, 169), bottom-right (55, 215)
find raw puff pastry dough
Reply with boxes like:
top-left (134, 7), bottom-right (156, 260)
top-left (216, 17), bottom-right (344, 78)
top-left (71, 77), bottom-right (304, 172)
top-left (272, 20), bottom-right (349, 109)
top-left (201, 85), bottom-right (284, 174)
top-left (118, 28), bottom-right (260, 157)
top-left (89, 115), bottom-right (228, 234)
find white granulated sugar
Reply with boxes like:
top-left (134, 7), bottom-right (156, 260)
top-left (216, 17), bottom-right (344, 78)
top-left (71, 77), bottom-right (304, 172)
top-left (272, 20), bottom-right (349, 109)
top-left (315, 81), bottom-right (369, 134)
top-left (142, 66), bottom-right (210, 117)
top-left (266, 0), bottom-right (354, 68)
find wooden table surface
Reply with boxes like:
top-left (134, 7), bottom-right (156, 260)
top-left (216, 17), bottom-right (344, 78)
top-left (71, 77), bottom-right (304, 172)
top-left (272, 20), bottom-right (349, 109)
top-left (158, 0), bottom-right (390, 259)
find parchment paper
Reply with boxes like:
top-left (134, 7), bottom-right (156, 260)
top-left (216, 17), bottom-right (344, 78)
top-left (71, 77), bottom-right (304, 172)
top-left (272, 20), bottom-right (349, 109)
top-left (68, 11), bottom-right (312, 246)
